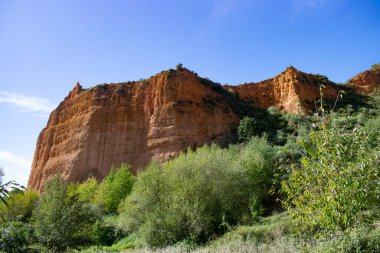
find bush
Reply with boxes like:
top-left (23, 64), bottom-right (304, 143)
top-left (90, 220), bottom-right (124, 246)
top-left (0, 221), bottom-right (35, 253)
top-left (237, 136), bottom-right (275, 217)
top-left (282, 115), bottom-right (380, 232)
top-left (118, 139), bottom-right (275, 247)
top-left (32, 175), bottom-right (97, 252)
top-left (71, 176), bottom-right (98, 203)
top-left (176, 63), bottom-right (183, 70)
top-left (0, 190), bottom-right (39, 222)
top-left (95, 164), bottom-right (134, 214)
top-left (371, 63), bottom-right (380, 71)
top-left (238, 117), bottom-right (259, 142)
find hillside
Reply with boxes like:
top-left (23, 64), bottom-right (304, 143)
top-left (225, 66), bottom-right (339, 114)
top-left (350, 64), bottom-right (380, 94)
top-left (28, 66), bottom-right (344, 190)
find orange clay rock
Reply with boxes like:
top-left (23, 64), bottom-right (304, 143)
top-left (349, 65), bottom-right (380, 95)
top-left (28, 67), bottom-right (341, 191)
top-left (225, 66), bottom-right (340, 115)
top-left (28, 69), bottom-right (240, 191)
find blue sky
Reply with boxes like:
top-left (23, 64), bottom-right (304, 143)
top-left (1, 0), bottom-right (379, 186)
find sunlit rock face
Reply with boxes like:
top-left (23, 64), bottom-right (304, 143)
top-left (350, 66), bottom-right (380, 95)
top-left (225, 66), bottom-right (340, 115)
top-left (28, 67), bottom-right (340, 191)
top-left (28, 70), bottom-right (240, 191)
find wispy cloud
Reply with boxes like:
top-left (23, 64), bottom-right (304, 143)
top-left (0, 150), bottom-right (31, 168)
top-left (0, 90), bottom-right (55, 114)
top-left (0, 150), bottom-right (31, 187)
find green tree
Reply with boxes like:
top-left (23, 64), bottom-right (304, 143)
top-left (282, 115), bottom-right (380, 232)
top-left (0, 190), bottom-right (39, 222)
top-left (176, 63), bottom-right (183, 70)
top-left (72, 176), bottom-right (98, 203)
top-left (237, 136), bottom-right (275, 218)
top-left (32, 175), bottom-right (97, 252)
top-left (0, 168), bottom-right (25, 205)
top-left (118, 140), bottom-right (274, 247)
top-left (0, 221), bottom-right (34, 253)
top-left (95, 164), bottom-right (134, 214)
top-left (238, 117), bottom-right (258, 142)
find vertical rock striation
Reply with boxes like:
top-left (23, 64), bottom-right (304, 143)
top-left (28, 70), bottom-right (240, 191)
top-left (28, 67), bottom-right (341, 191)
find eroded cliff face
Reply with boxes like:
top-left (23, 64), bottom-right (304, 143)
top-left (28, 70), bottom-right (240, 191)
top-left (350, 66), bottom-right (380, 95)
top-left (28, 67), bottom-right (341, 191)
top-left (225, 66), bottom-right (340, 114)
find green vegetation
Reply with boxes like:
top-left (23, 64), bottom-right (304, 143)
top-left (0, 168), bottom-right (25, 205)
top-left (94, 164), bottom-right (134, 214)
top-left (31, 175), bottom-right (97, 252)
top-left (0, 189), bottom-right (38, 223)
top-left (1, 86), bottom-right (380, 252)
top-left (282, 114), bottom-right (380, 232)
top-left (371, 63), bottom-right (380, 71)
top-left (117, 140), bottom-right (274, 247)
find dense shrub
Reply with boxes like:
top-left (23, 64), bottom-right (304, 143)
top-left (69, 176), bottom-right (98, 203)
top-left (238, 117), bottom-right (258, 142)
top-left (0, 221), bottom-right (35, 253)
top-left (32, 175), bottom-right (97, 252)
top-left (237, 136), bottom-right (275, 217)
top-left (118, 138), bottom-right (275, 247)
top-left (0, 190), bottom-right (39, 222)
top-left (90, 219), bottom-right (124, 246)
top-left (282, 115), bottom-right (380, 232)
top-left (95, 164), bottom-right (134, 214)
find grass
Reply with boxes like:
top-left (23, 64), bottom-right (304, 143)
top-left (76, 212), bottom-right (380, 253)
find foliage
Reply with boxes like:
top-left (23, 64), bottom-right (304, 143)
top-left (71, 176), bottom-right (98, 203)
top-left (237, 117), bottom-right (258, 142)
top-left (176, 63), bottom-right (183, 70)
top-left (0, 221), bottom-right (35, 253)
top-left (0, 168), bottom-right (25, 205)
top-left (281, 114), bottom-right (380, 232)
top-left (371, 63), bottom-right (380, 71)
top-left (32, 175), bottom-right (97, 252)
top-left (95, 164), bottom-right (134, 214)
top-left (237, 136), bottom-right (276, 216)
top-left (0, 190), bottom-right (39, 222)
top-left (312, 226), bottom-right (380, 253)
top-left (90, 219), bottom-right (124, 246)
top-left (118, 138), bottom-right (275, 247)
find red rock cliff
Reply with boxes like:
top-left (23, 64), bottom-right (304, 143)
top-left (28, 67), bottom-right (341, 191)
top-left (350, 65), bottom-right (380, 95)
top-left (225, 66), bottom-right (340, 114)
top-left (28, 70), bottom-right (240, 191)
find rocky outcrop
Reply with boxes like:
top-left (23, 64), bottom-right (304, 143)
top-left (350, 65), bottom-right (380, 95)
top-left (28, 70), bottom-right (240, 191)
top-left (28, 67), bottom-right (341, 191)
top-left (225, 66), bottom-right (340, 114)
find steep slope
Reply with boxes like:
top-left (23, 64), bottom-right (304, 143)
top-left (28, 70), bottom-right (240, 191)
top-left (28, 66), bottom-right (342, 191)
top-left (349, 65), bottom-right (380, 95)
top-left (225, 66), bottom-right (340, 114)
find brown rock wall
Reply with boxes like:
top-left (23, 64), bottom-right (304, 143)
top-left (28, 67), bottom-right (341, 191)
top-left (28, 70), bottom-right (239, 191)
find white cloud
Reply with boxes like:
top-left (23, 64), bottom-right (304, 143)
top-left (0, 150), bottom-right (31, 187)
top-left (0, 90), bottom-right (55, 114)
